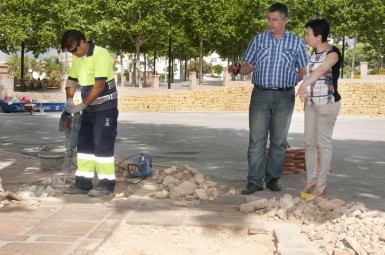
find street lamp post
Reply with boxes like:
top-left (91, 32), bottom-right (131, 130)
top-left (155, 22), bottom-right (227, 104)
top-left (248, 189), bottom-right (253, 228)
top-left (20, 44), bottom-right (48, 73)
top-left (20, 41), bottom-right (25, 90)
top-left (20, 0), bottom-right (26, 91)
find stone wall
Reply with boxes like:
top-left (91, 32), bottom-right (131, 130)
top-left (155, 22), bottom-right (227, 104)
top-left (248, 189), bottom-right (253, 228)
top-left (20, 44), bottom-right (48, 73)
top-left (1, 74), bottom-right (384, 116)
top-left (119, 84), bottom-right (252, 112)
top-left (118, 80), bottom-right (385, 116)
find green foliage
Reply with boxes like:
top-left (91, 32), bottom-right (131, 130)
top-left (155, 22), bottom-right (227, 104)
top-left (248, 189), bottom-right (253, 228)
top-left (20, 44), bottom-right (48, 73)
top-left (0, 0), bottom-right (384, 79)
top-left (5, 54), bottom-right (20, 76)
top-left (344, 43), bottom-right (380, 73)
top-left (212, 64), bottom-right (223, 74)
top-left (5, 53), bottom-right (61, 80)
top-left (214, 0), bottom-right (268, 60)
top-left (5, 54), bottom-right (33, 79)
top-left (41, 56), bottom-right (60, 80)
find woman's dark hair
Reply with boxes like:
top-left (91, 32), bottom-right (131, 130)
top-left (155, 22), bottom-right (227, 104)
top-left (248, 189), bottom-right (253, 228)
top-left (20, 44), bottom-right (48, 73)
top-left (268, 3), bottom-right (288, 19)
top-left (61, 30), bottom-right (86, 51)
top-left (305, 19), bottom-right (330, 43)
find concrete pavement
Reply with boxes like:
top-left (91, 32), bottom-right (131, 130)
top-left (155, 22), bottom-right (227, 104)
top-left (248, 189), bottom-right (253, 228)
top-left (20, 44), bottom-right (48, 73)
top-left (1, 111), bottom-right (384, 211)
top-left (0, 111), bottom-right (384, 254)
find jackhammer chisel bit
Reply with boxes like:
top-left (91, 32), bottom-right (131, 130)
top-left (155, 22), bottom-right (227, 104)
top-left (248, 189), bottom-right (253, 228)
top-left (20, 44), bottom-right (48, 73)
top-left (59, 111), bottom-right (82, 194)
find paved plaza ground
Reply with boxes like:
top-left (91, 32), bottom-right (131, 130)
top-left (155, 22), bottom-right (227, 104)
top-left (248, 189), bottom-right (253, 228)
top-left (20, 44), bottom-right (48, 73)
top-left (0, 111), bottom-right (384, 254)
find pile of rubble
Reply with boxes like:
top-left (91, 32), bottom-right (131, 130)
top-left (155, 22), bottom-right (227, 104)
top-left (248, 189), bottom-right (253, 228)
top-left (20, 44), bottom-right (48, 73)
top-left (0, 177), bottom-right (65, 208)
top-left (0, 164), bottom-right (236, 208)
top-left (240, 194), bottom-right (385, 255)
top-left (0, 176), bottom-right (21, 208)
top-left (117, 165), bottom-right (237, 201)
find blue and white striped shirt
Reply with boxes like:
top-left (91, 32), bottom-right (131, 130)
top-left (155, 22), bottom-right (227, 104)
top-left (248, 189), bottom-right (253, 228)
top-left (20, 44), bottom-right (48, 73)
top-left (243, 30), bottom-right (308, 88)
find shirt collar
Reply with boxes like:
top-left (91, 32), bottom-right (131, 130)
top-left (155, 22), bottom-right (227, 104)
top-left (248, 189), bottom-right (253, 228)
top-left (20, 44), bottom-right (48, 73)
top-left (268, 29), bottom-right (288, 40)
top-left (87, 41), bottom-right (95, 56)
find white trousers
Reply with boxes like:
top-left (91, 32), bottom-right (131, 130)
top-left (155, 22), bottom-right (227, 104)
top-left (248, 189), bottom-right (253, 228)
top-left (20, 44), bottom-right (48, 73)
top-left (304, 101), bottom-right (340, 195)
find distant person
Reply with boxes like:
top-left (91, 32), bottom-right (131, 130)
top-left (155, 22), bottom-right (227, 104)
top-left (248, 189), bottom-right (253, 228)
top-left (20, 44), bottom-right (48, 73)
top-left (228, 3), bottom-right (308, 194)
top-left (61, 29), bottom-right (118, 197)
top-left (296, 19), bottom-right (342, 197)
top-left (36, 78), bottom-right (41, 90)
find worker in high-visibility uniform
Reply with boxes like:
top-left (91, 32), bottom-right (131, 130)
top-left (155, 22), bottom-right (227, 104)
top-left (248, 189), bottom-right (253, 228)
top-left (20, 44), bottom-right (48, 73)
top-left (61, 30), bottom-right (118, 197)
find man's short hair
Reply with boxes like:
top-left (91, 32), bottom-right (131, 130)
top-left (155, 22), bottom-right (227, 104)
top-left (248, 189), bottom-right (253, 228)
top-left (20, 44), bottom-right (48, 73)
top-left (268, 3), bottom-right (289, 19)
top-left (61, 30), bottom-right (86, 51)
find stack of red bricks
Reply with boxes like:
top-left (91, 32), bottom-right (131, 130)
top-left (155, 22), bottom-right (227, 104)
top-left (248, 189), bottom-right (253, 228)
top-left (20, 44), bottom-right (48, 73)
top-left (266, 147), bottom-right (306, 175)
top-left (282, 147), bottom-right (306, 175)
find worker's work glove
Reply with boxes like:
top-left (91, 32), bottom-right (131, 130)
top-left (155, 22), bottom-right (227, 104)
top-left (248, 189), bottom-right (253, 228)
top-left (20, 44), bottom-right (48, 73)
top-left (65, 98), bottom-right (75, 113)
top-left (70, 103), bottom-right (86, 113)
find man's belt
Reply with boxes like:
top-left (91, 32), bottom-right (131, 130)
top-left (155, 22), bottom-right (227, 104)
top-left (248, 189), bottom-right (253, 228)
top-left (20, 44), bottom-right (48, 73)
top-left (90, 92), bottom-right (118, 105)
top-left (254, 85), bottom-right (293, 91)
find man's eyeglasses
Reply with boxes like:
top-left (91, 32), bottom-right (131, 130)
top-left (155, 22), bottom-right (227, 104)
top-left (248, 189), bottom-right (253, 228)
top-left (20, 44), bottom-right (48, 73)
top-left (67, 44), bottom-right (79, 53)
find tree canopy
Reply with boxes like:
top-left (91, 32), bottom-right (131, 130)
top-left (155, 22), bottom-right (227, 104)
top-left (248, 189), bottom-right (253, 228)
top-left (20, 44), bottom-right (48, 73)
top-left (0, 0), bottom-right (384, 76)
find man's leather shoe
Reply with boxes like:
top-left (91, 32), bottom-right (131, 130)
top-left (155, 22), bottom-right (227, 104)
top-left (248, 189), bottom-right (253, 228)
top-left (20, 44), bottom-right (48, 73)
top-left (266, 182), bottom-right (281, 192)
top-left (241, 182), bottom-right (263, 195)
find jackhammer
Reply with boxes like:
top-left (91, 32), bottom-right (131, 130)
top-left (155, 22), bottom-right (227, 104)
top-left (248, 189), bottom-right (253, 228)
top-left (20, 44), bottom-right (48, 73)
top-left (59, 111), bottom-right (82, 193)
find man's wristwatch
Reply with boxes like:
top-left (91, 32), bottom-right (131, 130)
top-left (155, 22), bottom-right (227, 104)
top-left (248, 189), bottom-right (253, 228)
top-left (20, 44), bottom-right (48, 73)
top-left (233, 62), bottom-right (241, 75)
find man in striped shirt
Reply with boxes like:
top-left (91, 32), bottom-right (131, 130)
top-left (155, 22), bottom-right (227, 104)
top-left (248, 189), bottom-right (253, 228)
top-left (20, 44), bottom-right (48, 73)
top-left (229, 3), bottom-right (308, 195)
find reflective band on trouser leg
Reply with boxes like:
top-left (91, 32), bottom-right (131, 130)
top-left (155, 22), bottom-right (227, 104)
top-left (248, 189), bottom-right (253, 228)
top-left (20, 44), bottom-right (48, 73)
top-left (76, 153), bottom-right (96, 178)
top-left (95, 156), bottom-right (115, 180)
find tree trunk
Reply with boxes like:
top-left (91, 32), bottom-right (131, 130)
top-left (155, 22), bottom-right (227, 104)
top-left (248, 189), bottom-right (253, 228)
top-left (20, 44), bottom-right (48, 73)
top-left (180, 59), bottom-right (183, 81)
top-left (376, 45), bottom-right (383, 73)
top-left (143, 52), bottom-right (147, 86)
top-left (184, 57), bottom-right (188, 81)
top-left (136, 41), bottom-right (142, 88)
top-left (350, 34), bottom-right (358, 79)
top-left (198, 35), bottom-right (204, 85)
top-left (120, 51), bottom-right (124, 86)
top-left (171, 53), bottom-right (174, 83)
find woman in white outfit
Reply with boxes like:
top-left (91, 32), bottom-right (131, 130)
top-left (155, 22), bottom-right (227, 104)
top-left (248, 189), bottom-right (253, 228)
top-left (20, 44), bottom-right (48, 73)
top-left (296, 19), bottom-right (342, 197)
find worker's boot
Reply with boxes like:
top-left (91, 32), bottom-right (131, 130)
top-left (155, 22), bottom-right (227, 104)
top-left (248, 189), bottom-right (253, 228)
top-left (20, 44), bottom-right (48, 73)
top-left (63, 186), bottom-right (89, 194)
top-left (63, 176), bottom-right (93, 194)
top-left (88, 179), bottom-right (115, 197)
top-left (88, 186), bottom-right (111, 197)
